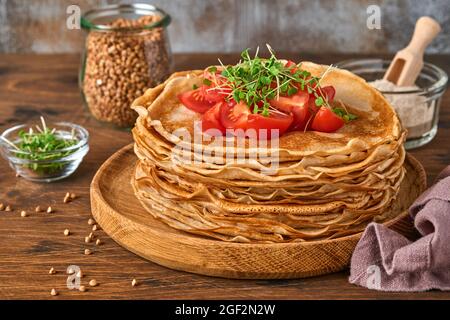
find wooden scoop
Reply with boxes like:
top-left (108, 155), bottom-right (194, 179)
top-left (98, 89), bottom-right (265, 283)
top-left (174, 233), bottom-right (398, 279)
top-left (384, 16), bottom-right (441, 86)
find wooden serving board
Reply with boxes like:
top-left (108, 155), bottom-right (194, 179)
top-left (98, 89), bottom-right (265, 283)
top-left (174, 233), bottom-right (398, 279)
top-left (90, 144), bottom-right (427, 279)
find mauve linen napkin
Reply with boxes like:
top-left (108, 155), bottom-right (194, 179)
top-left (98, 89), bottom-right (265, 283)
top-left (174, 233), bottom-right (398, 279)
top-left (349, 165), bottom-right (450, 292)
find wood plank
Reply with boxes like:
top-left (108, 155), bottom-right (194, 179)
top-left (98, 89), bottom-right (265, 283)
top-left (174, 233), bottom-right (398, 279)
top-left (0, 53), bottom-right (449, 299)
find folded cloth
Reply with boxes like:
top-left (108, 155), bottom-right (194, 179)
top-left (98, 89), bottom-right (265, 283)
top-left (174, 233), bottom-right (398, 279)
top-left (349, 165), bottom-right (450, 292)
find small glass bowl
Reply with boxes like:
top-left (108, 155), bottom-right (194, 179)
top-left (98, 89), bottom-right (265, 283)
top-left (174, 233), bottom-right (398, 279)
top-left (0, 122), bottom-right (89, 182)
top-left (335, 59), bottom-right (448, 149)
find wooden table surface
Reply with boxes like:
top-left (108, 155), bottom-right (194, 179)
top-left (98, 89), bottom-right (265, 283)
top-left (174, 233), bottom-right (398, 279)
top-left (0, 53), bottom-right (449, 300)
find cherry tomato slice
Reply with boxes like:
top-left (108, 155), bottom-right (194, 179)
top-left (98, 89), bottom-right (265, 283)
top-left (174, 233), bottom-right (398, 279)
top-left (311, 107), bottom-right (344, 133)
top-left (269, 90), bottom-right (309, 131)
top-left (201, 85), bottom-right (231, 103)
top-left (290, 106), bottom-right (310, 131)
top-left (219, 100), bottom-right (249, 130)
top-left (201, 102), bottom-right (225, 135)
top-left (318, 86), bottom-right (336, 102)
top-left (203, 68), bottom-right (231, 90)
top-left (246, 111), bottom-right (293, 139)
top-left (270, 91), bottom-right (309, 111)
top-left (285, 60), bottom-right (298, 74)
top-left (178, 88), bottom-right (215, 113)
top-left (203, 67), bottom-right (224, 82)
top-left (306, 85), bottom-right (336, 123)
top-left (220, 101), bottom-right (293, 139)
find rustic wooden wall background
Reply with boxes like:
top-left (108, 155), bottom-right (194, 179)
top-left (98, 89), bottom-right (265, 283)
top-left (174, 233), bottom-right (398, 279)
top-left (0, 0), bottom-right (449, 54)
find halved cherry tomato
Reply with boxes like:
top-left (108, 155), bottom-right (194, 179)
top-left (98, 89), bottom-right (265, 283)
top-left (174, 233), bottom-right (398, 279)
top-left (203, 68), bottom-right (231, 90)
top-left (304, 85), bottom-right (337, 129)
top-left (318, 86), bottom-right (336, 102)
top-left (219, 100), bottom-right (248, 130)
top-left (202, 67), bottom-right (233, 104)
top-left (290, 106), bottom-right (309, 131)
top-left (203, 67), bottom-right (224, 81)
top-left (285, 60), bottom-right (298, 74)
top-left (201, 102), bottom-right (225, 135)
top-left (246, 112), bottom-right (293, 139)
top-left (220, 101), bottom-right (293, 139)
top-left (178, 87), bottom-right (216, 113)
top-left (201, 84), bottom-right (231, 103)
top-left (311, 107), bottom-right (344, 133)
top-left (269, 90), bottom-right (310, 131)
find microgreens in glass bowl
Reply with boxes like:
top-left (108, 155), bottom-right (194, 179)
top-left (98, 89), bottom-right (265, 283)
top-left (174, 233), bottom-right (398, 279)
top-left (0, 117), bottom-right (89, 182)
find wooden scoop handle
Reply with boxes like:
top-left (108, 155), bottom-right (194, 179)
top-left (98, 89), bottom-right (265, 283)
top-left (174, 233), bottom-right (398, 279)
top-left (406, 16), bottom-right (441, 54)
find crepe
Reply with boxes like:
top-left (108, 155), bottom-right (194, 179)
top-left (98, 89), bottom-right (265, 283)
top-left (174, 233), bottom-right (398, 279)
top-left (130, 62), bottom-right (406, 243)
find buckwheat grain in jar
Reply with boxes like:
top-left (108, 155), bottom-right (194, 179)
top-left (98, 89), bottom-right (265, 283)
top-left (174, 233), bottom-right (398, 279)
top-left (80, 4), bottom-right (172, 127)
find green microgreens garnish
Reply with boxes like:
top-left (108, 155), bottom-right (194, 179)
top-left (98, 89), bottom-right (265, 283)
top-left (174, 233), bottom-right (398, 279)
top-left (315, 96), bottom-right (324, 107)
top-left (333, 107), bottom-right (358, 122)
top-left (208, 46), bottom-right (326, 116)
top-left (334, 99), bottom-right (358, 122)
top-left (208, 66), bottom-right (217, 73)
top-left (1, 117), bottom-right (80, 174)
top-left (205, 45), bottom-right (357, 122)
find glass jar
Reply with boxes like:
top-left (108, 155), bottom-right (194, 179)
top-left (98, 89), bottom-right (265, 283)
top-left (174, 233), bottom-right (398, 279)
top-left (336, 59), bottom-right (448, 149)
top-left (80, 3), bottom-right (172, 127)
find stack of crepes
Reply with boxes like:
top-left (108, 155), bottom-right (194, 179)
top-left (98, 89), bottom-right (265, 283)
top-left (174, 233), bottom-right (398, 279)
top-left (131, 62), bottom-right (406, 243)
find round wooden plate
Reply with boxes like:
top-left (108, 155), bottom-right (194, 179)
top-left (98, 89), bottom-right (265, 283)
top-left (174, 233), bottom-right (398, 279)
top-left (90, 144), bottom-right (427, 279)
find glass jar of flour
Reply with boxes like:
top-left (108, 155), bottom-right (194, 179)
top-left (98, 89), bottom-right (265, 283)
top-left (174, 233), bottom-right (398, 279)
top-left (336, 59), bottom-right (448, 149)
